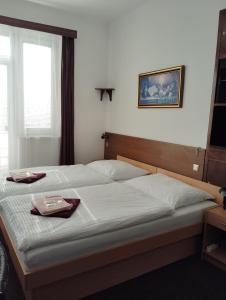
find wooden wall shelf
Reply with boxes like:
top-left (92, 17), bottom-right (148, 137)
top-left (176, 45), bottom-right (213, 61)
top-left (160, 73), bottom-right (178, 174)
top-left (95, 88), bottom-right (115, 101)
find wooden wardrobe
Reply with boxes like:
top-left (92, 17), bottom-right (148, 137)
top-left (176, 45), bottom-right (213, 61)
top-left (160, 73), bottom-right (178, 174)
top-left (205, 9), bottom-right (226, 186)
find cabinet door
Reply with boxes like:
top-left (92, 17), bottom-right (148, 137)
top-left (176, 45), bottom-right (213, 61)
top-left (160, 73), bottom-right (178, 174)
top-left (206, 159), bottom-right (226, 186)
top-left (219, 12), bottom-right (226, 58)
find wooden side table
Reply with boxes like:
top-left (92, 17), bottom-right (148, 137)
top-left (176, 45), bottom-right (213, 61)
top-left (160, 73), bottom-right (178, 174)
top-left (202, 206), bottom-right (226, 271)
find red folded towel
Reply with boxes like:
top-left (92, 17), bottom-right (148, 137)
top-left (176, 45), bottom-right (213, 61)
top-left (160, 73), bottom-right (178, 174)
top-left (30, 199), bottom-right (80, 218)
top-left (7, 172), bottom-right (46, 184)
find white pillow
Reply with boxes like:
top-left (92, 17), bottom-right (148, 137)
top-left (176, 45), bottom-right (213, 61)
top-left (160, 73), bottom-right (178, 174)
top-left (86, 160), bottom-right (149, 181)
top-left (124, 173), bottom-right (214, 209)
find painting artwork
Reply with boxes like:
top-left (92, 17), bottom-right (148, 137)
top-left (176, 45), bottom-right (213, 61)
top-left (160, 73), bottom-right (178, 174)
top-left (138, 66), bottom-right (185, 108)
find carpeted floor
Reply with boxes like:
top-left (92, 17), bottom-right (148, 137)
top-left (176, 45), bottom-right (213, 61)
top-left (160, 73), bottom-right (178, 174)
top-left (5, 255), bottom-right (226, 300)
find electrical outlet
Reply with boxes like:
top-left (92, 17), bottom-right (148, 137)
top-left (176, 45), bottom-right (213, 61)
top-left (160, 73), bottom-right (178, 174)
top-left (193, 164), bottom-right (199, 172)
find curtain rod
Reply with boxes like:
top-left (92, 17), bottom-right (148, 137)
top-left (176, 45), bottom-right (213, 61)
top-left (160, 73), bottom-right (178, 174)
top-left (0, 15), bottom-right (77, 39)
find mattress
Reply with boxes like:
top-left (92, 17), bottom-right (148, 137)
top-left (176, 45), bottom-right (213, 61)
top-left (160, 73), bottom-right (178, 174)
top-left (0, 183), bottom-right (173, 251)
top-left (0, 164), bottom-right (113, 200)
top-left (1, 196), bottom-right (215, 270)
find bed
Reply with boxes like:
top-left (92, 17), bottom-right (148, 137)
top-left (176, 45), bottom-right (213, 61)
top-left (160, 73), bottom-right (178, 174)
top-left (0, 155), bottom-right (220, 300)
top-left (0, 164), bottom-right (114, 201)
top-left (0, 158), bottom-right (150, 201)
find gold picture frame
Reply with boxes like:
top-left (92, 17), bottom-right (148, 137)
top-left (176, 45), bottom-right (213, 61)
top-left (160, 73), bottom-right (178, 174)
top-left (138, 65), bottom-right (185, 108)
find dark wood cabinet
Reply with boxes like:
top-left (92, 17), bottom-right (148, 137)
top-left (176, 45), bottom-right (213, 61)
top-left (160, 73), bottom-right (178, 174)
top-left (219, 11), bottom-right (226, 58)
top-left (205, 9), bottom-right (226, 186)
top-left (206, 159), bottom-right (226, 186)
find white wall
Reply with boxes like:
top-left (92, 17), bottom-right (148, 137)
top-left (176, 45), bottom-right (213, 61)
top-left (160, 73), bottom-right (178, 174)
top-left (2, 0), bottom-right (226, 164)
top-left (106, 0), bottom-right (226, 148)
top-left (0, 0), bottom-right (108, 163)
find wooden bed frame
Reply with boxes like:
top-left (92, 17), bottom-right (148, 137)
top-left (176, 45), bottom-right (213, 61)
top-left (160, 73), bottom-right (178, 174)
top-left (0, 156), bottom-right (220, 300)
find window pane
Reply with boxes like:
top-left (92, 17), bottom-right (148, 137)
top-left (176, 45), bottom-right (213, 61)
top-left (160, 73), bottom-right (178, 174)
top-left (23, 43), bottom-right (52, 129)
top-left (0, 35), bottom-right (10, 58)
top-left (0, 65), bottom-right (8, 129)
top-left (0, 65), bottom-right (8, 169)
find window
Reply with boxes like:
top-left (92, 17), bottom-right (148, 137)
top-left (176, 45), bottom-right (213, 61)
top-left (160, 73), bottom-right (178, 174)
top-left (0, 64), bottom-right (8, 169)
top-left (0, 35), bottom-right (10, 58)
top-left (0, 25), bottom-right (61, 170)
top-left (23, 43), bottom-right (52, 130)
top-left (0, 33), bottom-right (10, 169)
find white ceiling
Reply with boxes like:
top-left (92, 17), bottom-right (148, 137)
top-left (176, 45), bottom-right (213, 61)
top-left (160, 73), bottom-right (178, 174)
top-left (26, 0), bottom-right (147, 21)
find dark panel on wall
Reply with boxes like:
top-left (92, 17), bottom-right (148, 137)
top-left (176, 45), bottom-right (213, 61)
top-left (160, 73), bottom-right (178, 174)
top-left (206, 159), bottom-right (226, 187)
top-left (104, 132), bottom-right (206, 180)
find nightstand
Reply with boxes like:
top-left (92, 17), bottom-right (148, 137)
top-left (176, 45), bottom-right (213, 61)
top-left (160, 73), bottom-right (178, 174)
top-left (202, 206), bottom-right (226, 271)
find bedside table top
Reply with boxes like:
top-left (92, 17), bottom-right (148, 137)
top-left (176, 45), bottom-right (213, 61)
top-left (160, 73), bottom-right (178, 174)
top-left (205, 206), bottom-right (226, 231)
top-left (207, 206), bottom-right (226, 218)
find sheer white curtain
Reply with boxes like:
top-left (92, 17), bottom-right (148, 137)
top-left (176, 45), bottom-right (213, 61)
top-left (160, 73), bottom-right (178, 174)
top-left (0, 24), bottom-right (62, 170)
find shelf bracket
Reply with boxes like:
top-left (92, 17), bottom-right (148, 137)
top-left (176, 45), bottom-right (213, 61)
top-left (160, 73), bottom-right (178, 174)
top-left (95, 88), bottom-right (115, 101)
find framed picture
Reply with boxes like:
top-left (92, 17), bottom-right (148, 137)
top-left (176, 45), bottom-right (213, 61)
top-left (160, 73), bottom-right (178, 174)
top-left (138, 65), bottom-right (185, 108)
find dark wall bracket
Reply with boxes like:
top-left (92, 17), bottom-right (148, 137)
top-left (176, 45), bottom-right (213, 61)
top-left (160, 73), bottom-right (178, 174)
top-left (95, 88), bottom-right (115, 101)
top-left (101, 133), bottom-right (109, 139)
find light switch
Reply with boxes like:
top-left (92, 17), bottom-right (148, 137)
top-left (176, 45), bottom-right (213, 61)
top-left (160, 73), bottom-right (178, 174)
top-left (193, 164), bottom-right (199, 172)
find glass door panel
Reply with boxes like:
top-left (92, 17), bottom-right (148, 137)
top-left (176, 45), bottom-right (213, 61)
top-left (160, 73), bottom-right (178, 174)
top-left (0, 64), bottom-right (8, 170)
top-left (23, 43), bottom-right (52, 130)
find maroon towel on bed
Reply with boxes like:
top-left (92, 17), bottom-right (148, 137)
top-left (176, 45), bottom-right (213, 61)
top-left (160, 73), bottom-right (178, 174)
top-left (30, 199), bottom-right (80, 218)
top-left (6, 172), bottom-right (46, 184)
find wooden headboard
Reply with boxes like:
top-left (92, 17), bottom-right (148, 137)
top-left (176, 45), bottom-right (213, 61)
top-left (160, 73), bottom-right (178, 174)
top-left (104, 132), bottom-right (206, 180)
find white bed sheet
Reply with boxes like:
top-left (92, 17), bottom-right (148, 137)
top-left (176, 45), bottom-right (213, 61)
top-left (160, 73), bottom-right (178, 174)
top-left (0, 182), bottom-right (173, 266)
top-left (22, 200), bottom-right (215, 270)
top-left (1, 197), bottom-right (215, 270)
top-left (0, 183), bottom-right (172, 252)
top-left (0, 164), bottom-right (113, 200)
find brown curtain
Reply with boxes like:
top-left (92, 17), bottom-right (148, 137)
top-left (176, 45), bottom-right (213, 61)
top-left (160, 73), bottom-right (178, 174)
top-left (60, 36), bottom-right (75, 165)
